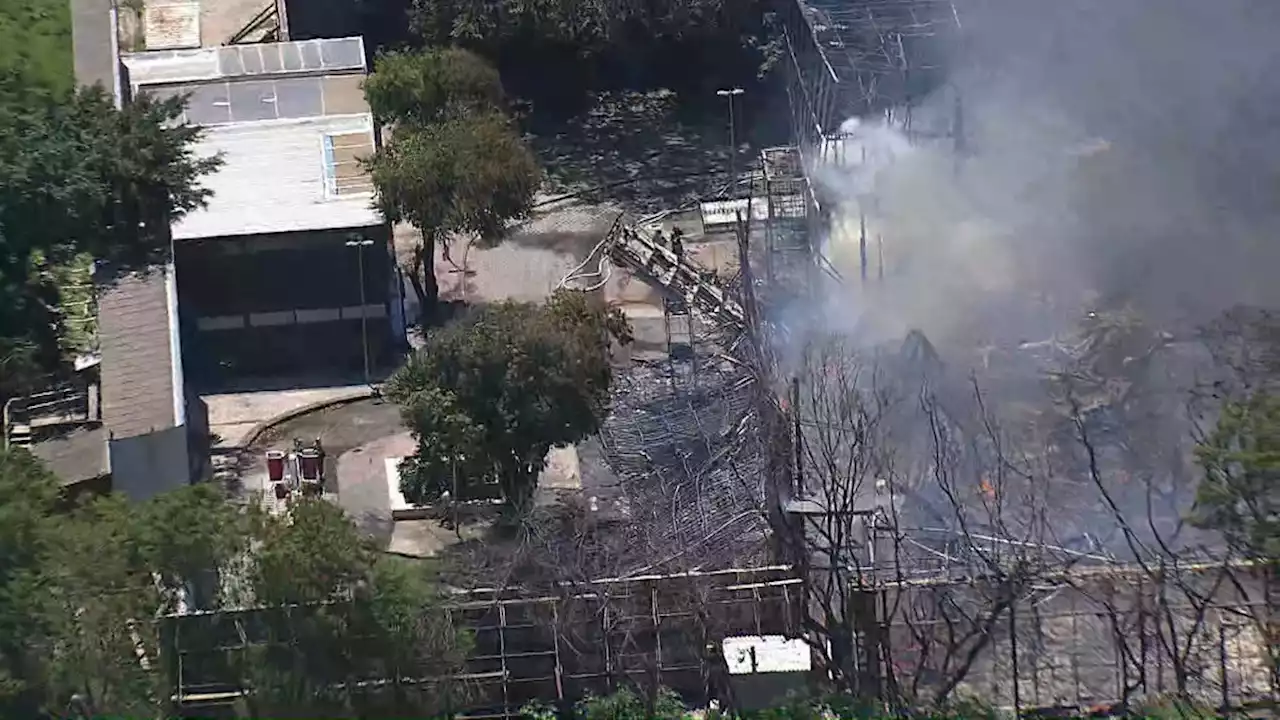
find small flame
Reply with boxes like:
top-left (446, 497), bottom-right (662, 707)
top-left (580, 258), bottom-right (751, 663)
top-left (979, 478), bottom-right (996, 499)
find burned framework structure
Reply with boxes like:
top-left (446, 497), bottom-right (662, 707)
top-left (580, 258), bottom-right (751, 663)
top-left (764, 0), bottom-right (962, 289)
top-left (753, 0), bottom-right (966, 550)
top-left (742, 0), bottom-right (1279, 712)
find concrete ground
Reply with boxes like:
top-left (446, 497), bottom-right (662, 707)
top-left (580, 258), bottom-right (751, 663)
top-left (334, 432), bottom-right (492, 556)
top-left (239, 397), bottom-right (582, 556)
top-left (203, 384), bottom-right (372, 448)
top-left (236, 397), bottom-right (400, 510)
top-left (394, 196), bottom-right (622, 319)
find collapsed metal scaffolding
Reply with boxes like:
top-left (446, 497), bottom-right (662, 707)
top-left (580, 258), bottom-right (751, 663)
top-left (594, 354), bottom-right (770, 575)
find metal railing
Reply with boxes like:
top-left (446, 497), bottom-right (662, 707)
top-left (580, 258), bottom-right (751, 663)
top-left (3, 383), bottom-right (98, 447)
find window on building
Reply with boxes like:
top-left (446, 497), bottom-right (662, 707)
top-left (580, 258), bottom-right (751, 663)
top-left (322, 132), bottom-right (375, 197)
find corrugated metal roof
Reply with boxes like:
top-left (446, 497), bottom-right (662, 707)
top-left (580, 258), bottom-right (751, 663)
top-left (142, 72), bottom-right (367, 126)
top-left (70, 0), bottom-right (121, 95)
top-left (30, 427), bottom-right (110, 486)
top-left (144, 1), bottom-right (201, 50)
top-left (122, 37), bottom-right (365, 87)
top-left (173, 114), bottom-right (381, 239)
top-left (97, 268), bottom-right (182, 438)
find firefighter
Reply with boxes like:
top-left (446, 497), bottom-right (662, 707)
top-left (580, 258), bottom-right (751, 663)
top-left (670, 227), bottom-right (685, 264)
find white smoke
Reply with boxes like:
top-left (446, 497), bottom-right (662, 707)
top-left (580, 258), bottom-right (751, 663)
top-left (803, 0), bottom-right (1280, 358)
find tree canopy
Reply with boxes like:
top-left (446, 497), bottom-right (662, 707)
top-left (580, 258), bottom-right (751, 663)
top-left (1192, 392), bottom-right (1280, 562)
top-left (0, 447), bottom-right (467, 719)
top-left (0, 0), bottom-right (72, 98)
top-left (405, 0), bottom-right (776, 107)
top-left (387, 290), bottom-right (630, 509)
top-left (363, 47), bottom-right (506, 127)
top-left (364, 48), bottom-right (539, 313)
top-left (368, 111), bottom-right (539, 245)
top-left (0, 79), bottom-right (220, 399)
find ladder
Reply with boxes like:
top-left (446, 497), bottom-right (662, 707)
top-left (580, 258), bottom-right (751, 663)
top-left (606, 226), bottom-right (747, 332)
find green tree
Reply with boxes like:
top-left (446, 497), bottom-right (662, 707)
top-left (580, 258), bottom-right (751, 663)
top-left (410, 0), bottom-right (756, 57)
top-left (0, 447), bottom-right (60, 717)
top-left (33, 494), bottom-right (165, 718)
top-left (242, 498), bottom-right (468, 718)
top-left (0, 0), bottom-right (72, 98)
top-left (387, 290), bottom-right (630, 509)
top-left (407, 0), bottom-right (776, 104)
top-left (0, 454), bottom-right (468, 718)
top-left (250, 496), bottom-right (377, 606)
top-left (15, 483), bottom-right (250, 717)
top-left (363, 47), bottom-right (505, 127)
top-left (0, 80), bottom-right (220, 399)
top-left (0, 457), bottom-right (250, 717)
top-left (1192, 392), bottom-right (1280, 561)
top-left (133, 482), bottom-right (249, 611)
top-left (364, 49), bottom-right (539, 313)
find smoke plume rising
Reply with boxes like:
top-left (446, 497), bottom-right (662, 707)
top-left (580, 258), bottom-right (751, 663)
top-left (816, 0), bottom-right (1280, 352)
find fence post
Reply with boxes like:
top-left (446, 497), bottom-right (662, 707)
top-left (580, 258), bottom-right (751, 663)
top-left (849, 587), bottom-right (883, 703)
top-left (1218, 620), bottom-right (1229, 712)
top-left (1009, 597), bottom-right (1020, 717)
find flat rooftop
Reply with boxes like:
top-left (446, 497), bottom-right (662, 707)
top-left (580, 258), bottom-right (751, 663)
top-left (171, 114), bottom-right (378, 239)
top-left (121, 37), bottom-right (381, 240)
top-left (121, 38), bottom-right (366, 87)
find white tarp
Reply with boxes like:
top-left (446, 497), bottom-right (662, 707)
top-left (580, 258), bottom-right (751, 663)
top-left (722, 636), bottom-right (811, 675)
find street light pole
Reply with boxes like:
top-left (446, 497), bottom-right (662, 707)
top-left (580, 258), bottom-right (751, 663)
top-left (345, 235), bottom-right (375, 385)
top-left (716, 87), bottom-right (745, 197)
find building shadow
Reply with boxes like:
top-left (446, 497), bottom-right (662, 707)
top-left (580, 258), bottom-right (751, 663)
top-left (190, 365), bottom-right (398, 395)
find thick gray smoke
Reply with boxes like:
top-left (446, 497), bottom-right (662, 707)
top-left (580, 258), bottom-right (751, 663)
top-left (816, 0), bottom-right (1280, 351)
top-left (793, 0), bottom-right (1280, 558)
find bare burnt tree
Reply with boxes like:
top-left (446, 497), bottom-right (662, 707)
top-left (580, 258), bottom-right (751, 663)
top-left (1034, 304), bottom-right (1278, 708)
top-left (780, 333), bottom-right (1086, 707)
top-left (876, 370), bottom-right (1110, 709)
top-left (781, 335), bottom-right (897, 697)
top-left (1191, 306), bottom-right (1280, 698)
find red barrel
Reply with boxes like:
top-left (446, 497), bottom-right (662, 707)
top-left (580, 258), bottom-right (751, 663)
top-left (266, 450), bottom-right (286, 482)
top-left (297, 448), bottom-right (321, 481)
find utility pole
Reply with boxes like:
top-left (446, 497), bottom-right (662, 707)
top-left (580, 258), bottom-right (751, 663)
top-left (345, 234), bottom-right (375, 385)
top-left (716, 87), bottom-right (745, 197)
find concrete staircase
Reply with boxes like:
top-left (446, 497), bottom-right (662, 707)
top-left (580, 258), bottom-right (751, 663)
top-left (6, 423), bottom-right (31, 449)
top-left (3, 383), bottom-right (98, 450)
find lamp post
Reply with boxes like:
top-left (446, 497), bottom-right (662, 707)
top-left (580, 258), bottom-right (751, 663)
top-left (716, 87), bottom-right (745, 197)
top-left (345, 234), bottom-right (375, 385)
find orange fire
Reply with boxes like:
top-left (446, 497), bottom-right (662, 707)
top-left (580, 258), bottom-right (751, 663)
top-left (979, 478), bottom-right (996, 499)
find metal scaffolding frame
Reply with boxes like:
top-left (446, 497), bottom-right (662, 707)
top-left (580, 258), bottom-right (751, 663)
top-left (164, 566), bottom-right (803, 717)
top-left (756, 147), bottom-right (814, 294)
top-left (159, 558), bottom-right (1276, 716)
top-left (865, 554), bottom-right (1278, 712)
top-left (781, 0), bottom-right (961, 144)
top-left (764, 0), bottom-right (963, 300)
